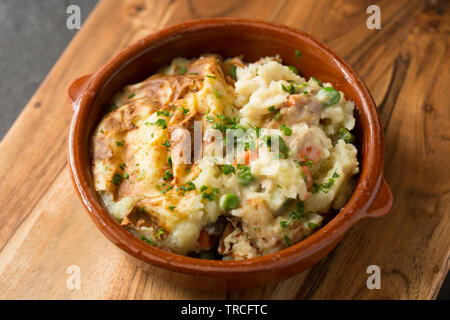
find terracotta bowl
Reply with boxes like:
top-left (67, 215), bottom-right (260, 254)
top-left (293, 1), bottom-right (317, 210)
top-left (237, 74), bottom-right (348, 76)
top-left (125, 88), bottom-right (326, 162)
top-left (67, 18), bottom-right (392, 290)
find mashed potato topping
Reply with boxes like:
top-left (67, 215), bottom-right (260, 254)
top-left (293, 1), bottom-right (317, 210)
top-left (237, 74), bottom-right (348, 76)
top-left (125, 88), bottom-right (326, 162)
top-left (91, 54), bottom-right (359, 259)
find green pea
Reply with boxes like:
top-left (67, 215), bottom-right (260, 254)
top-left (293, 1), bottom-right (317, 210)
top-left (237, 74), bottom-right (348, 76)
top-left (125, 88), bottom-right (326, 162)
top-left (237, 166), bottom-right (255, 186)
top-left (317, 87), bottom-right (341, 107)
top-left (307, 222), bottom-right (318, 230)
top-left (219, 193), bottom-right (240, 210)
top-left (338, 127), bottom-right (355, 144)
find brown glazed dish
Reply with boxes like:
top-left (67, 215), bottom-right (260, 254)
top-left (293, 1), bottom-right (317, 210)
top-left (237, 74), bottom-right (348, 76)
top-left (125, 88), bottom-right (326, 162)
top-left (67, 18), bottom-right (393, 290)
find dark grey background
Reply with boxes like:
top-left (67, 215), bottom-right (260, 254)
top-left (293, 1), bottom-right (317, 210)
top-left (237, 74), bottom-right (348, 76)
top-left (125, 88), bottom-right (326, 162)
top-left (0, 0), bottom-right (97, 138)
top-left (0, 0), bottom-right (447, 300)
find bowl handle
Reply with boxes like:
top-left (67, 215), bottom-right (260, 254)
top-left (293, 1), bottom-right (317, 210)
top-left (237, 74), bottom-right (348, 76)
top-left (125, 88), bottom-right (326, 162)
top-left (66, 74), bottom-right (92, 110)
top-left (363, 177), bottom-right (393, 218)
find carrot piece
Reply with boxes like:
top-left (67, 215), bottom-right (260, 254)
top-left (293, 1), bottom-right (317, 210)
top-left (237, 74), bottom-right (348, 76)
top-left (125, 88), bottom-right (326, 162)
top-left (197, 228), bottom-right (213, 250)
top-left (234, 150), bottom-right (257, 166)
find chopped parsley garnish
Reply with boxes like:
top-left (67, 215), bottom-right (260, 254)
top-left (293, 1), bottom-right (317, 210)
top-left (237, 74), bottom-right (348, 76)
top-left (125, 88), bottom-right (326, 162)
top-left (161, 139), bottom-right (171, 147)
top-left (167, 156), bottom-right (172, 167)
top-left (268, 106), bottom-right (276, 112)
top-left (139, 236), bottom-right (155, 246)
top-left (123, 173), bottom-right (129, 179)
top-left (177, 181), bottom-right (196, 195)
top-left (280, 123), bottom-right (292, 136)
top-left (151, 118), bottom-right (167, 129)
top-left (177, 65), bottom-right (187, 74)
top-left (168, 205), bottom-right (176, 211)
top-left (156, 110), bottom-right (171, 117)
top-left (200, 185), bottom-right (208, 192)
top-left (209, 114), bottom-right (245, 133)
top-left (154, 227), bottom-right (166, 240)
top-left (284, 234), bottom-right (292, 246)
top-left (116, 140), bottom-right (125, 147)
top-left (281, 82), bottom-right (297, 95)
top-left (311, 183), bottom-right (320, 193)
top-left (301, 170), bottom-right (307, 184)
top-left (312, 171), bottom-right (340, 193)
top-left (186, 181), bottom-right (196, 190)
top-left (221, 164), bottom-right (236, 175)
top-left (201, 186), bottom-right (219, 201)
top-left (128, 92), bottom-right (135, 99)
top-left (112, 173), bottom-right (123, 185)
top-left (180, 107), bottom-right (189, 115)
top-left (205, 75), bottom-right (216, 79)
top-left (288, 66), bottom-right (299, 75)
top-left (119, 163), bottom-right (127, 170)
top-left (230, 65), bottom-right (237, 79)
top-left (274, 111), bottom-right (281, 120)
top-left (310, 76), bottom-right (324, 87)
top-left (280, 202), bottom-right (305, 230)
top-left (295, 49), bottom-right (301, 58)
top-left (296, 159), bottom-right (314, 167)
top-left (160, 185), bottom-right (174, 194)
top-left (163, 169), bottom-right (173, 181)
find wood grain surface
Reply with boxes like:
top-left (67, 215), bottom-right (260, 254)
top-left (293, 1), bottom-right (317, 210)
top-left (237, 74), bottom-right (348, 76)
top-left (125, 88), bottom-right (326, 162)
top-left (0, 0), bottom-right (448, 299)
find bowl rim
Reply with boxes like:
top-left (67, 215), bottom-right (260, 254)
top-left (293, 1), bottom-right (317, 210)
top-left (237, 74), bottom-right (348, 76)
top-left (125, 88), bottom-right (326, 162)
top-left (68, 17), bottom-right (384, 276)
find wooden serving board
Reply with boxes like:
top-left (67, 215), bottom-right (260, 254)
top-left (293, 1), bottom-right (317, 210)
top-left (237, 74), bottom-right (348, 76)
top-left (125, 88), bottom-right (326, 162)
top-left (0, 0), bottom-right (448, 300)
